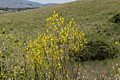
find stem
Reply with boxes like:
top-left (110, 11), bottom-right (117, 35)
top-left (34, 60), bottom-right (39, 80)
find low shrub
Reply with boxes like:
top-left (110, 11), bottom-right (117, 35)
top-left (69, 40), bottom-right (118, 62)
top-left (110, 13), bottom-right (120, 23)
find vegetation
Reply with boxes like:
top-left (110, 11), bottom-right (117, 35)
top-left (0, 11), bottom-right (87, 80)
top-left (0, 0), bottom-right (120, 79)
top-left (110, 13), bottom-right (120, 23)
top-left (0, 10), bottom-right (9, 14)
top-left (70, 40), bottom-right (118, 62)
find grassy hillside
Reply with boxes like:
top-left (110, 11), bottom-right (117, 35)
top-left (0, 0), bottom-right (120, 39)
top-left (0, 0), bottom-right (120, 79)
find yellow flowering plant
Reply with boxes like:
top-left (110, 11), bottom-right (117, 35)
top-left (112, 63), bottom-right (120, 79)
top-left (26, 11), bottom-right (87, 79)
top-left (0, 11), bottom-right (87, 80)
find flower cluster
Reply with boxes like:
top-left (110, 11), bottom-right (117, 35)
top-left (114, 63), bottom-right (120, 79)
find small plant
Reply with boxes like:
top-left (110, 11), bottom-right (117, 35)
top-left (111, 63), bottom-right (120, 79)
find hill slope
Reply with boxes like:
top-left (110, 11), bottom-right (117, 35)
top-left (0, 0), bottom-right (53, 8)
top-left (0, 0), bottom-right (120, 41)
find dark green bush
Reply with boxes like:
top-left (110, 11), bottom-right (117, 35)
top-left (110, 13), bottom-right (120, 23)
top-left (69, 40), bottom-right (118, 62)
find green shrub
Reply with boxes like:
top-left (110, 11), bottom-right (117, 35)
top-left (69, 40), bottom-right (118, 62)
top-left (110, 13), bottom-right (120, 23)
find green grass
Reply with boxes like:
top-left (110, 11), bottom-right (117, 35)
top-left (0, 0), bottom-right (120, 39)
top-left (0, 0), bottom-right (120, 79)
top-left (0, 10), bottom-right (10, 14)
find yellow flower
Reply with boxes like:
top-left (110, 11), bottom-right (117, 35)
top-left (54, 10), bottom-right (56, 14)
top-left (116, 74), bottom-right (119, 76)
top-left (46, 30), bottom-right (49, 32)
top-left (118, 68), bottom-right (120, 71)
top-left (116, 63), bottom-right (118, 66)
top-left (115, 42), bottom-right (119, 44)
top-left (60, 49), bottom-right (63, 53)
